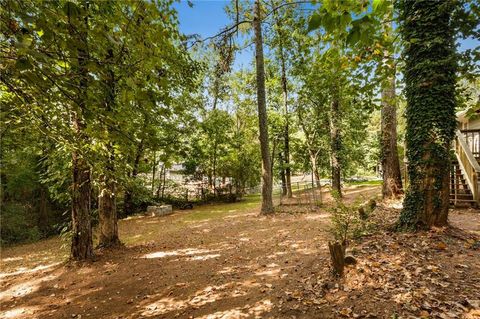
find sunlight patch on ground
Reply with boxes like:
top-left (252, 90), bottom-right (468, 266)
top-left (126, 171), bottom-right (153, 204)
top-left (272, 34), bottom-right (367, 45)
top-left (266, 251), bottom-right (287, 259)
top-left (142, 248), bottom-right (217, 259)
top-left (255, 268), bottom-right (281, 277)
top-left (0, 262), bottom-right (61, 279)
top-left (187, 254), bottom-right (221, 261)
top-left (141, 281), bottom-right (258, 317)
top-left (0, 306), bottom-right (39, 319)
top-left (295, 247), bottom-right (317, 255)
top-left (2, 257), bottom-right (23, 262)
top-left (218, 266), bottom-right (239, 274)
top-left (0, 274), bottom-right (56, 301)
top-left (305, 212), bottom-right (330, 220)
top-left (196, 299), bottom-right (273, 319)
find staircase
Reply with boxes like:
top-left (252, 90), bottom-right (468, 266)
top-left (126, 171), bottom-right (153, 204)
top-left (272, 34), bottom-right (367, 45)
top-left (451, 130), bottom-right (480, 208)
top-left (450, 160), bottom-right (477, 206)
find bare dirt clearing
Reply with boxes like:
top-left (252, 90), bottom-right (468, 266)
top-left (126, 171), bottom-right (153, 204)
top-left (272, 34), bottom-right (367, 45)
top-left (1, 185), bottom-right (479, 319)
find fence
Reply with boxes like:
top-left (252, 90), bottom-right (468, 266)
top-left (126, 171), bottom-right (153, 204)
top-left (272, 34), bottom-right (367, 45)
top-left (157, 178), bottom-right (327, 208)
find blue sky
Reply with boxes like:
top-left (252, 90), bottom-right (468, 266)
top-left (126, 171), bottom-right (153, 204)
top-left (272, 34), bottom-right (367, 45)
top-left (174, 0), bottom-right (254, 69)
top-left (174, 0), bottom-right (479, 70)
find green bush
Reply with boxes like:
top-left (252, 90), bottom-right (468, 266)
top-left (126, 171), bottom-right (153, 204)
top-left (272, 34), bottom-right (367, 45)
top-left (1, 203), bottom-right (42, 245)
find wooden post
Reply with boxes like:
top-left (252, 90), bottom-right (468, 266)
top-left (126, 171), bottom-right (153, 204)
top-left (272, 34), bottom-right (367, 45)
top-left (328, 241), bottom-right (346, 276)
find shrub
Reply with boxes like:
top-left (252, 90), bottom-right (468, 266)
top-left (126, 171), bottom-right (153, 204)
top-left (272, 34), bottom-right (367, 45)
top-left (0, 203), bottom-right (42, 245)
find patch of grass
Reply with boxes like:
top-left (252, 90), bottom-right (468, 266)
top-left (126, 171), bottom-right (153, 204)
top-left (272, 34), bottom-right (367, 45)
top-left (181, 194), bottom-right (261, 222)
top-left (345, 180), bottom-right (382, 186)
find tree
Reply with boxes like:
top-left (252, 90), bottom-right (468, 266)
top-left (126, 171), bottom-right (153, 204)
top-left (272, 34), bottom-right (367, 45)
top-left (269, 0), bottom-right (294, 198)
top-left (379, 2), bottom-right (403, 199)
top-left (253, 0), bottom-right (273, 214)
top-left (380, 68), bottom-right (403, 199)
top-left (398, 0), bottom-right (458, 229)
top-left (1, 0), bottom-right (200, 258)
top-left (68, 1), bottom-right (94, 259)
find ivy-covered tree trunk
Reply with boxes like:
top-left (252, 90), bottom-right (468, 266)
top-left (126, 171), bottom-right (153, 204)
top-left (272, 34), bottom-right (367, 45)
top-left (381, 73), bottom-right (403, 199)
top-left (69, 3), bottom-right (93, 260)
top-left (398, 0), bottom-right (457, 229)
top-left (330, 97), bottom-right (342, 197)
top-left (253, 0), bottom-right (274, 214)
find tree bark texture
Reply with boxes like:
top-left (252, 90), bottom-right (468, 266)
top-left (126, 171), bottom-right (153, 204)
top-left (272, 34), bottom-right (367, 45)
top-left (328, 241), bottom-right (346, 277)
top-left (69, 3), bottom-right (93, 260)
top-left (330, 97), bottom-right (342, 197)
top-left (381, 74), bottom-right (403, 199)
top-left (253, 0), bottom-right (274, 214)
top-left (398, 0), bottom-right (457, 229)
top-left (98, 47), bottom-right (120, 247)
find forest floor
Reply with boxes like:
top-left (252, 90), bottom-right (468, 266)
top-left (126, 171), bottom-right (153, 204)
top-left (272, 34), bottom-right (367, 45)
top-left (1, 185), bottom-right (479, 319)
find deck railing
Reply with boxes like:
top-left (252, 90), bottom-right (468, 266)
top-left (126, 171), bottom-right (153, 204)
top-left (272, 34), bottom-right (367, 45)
top-left (460, 129), bottom-right (480, 158)
top-left (455, 130), bottom-right (480, 203)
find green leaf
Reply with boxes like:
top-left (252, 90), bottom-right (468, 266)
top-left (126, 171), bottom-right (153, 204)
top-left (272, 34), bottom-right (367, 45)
top-left (63, 1), bottom-right (80, 17)
top-left (15, 56), bottom-right (31, 71)
top-left (307, 13), bottom-right (322, 32)
top-left (372, 0), bottom-right (385, 12)
top-left (346, 27), bottom-right (360, 46)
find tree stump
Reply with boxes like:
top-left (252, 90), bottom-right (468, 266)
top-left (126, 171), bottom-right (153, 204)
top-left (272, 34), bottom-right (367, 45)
top-left (328, 241), bottom-right (346, 276)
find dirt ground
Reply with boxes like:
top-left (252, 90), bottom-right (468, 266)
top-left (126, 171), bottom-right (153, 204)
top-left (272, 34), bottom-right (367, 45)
top-left (1, 185), bottom-right (479, 319)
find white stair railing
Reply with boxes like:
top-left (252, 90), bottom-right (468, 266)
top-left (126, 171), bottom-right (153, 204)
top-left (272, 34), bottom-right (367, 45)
top-left (454, 130), bottom-right (480, 203)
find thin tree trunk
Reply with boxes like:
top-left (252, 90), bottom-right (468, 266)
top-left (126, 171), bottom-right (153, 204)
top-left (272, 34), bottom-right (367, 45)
top-left (152, 151), bottom-right (157, 194)
top-left (272, 7), bottom-right (293, 198)
top-left (253, 0), bottom-right (273, 214)
top-left (270, 137), bottom-right (277, 178)
top-left (124, 139), bottom-right (143, 216)
top-left (156, 163), bottom-right (164, 198)
top-left (213, 141), bottom-right (217, 196)
top-left (69, 2), bottom-right (93, 260)
top-left (330, 96), bottom-right (342, 197)
top-left (279, 152), bottom-right (287, 196)
top-left (310, 153), bottom-right (321, 188)
top-left (161, 166), bottom-right (166, 199)
top-left (381, 72), bottom-right (403, 199)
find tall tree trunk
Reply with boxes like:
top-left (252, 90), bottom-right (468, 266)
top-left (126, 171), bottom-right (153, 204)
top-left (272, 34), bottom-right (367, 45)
top-left (98, 47), bottom-right (119, 248)
top-left (398, 0), bottom-right (457, 229)
top-left (253, 0), bottom-right (273, 214)
top-left (98, 157), bottom-right (119, 247)
top-left (381, 72), bottom-right (403, 199)
top-left (71, 140), bottom-right (93, 260)
top-left (330, 97), bottom-right (342, 197)
top-left (272, 7), bottom-right (293, 198)
top-left (69, 2), bottom-right (93, 260)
